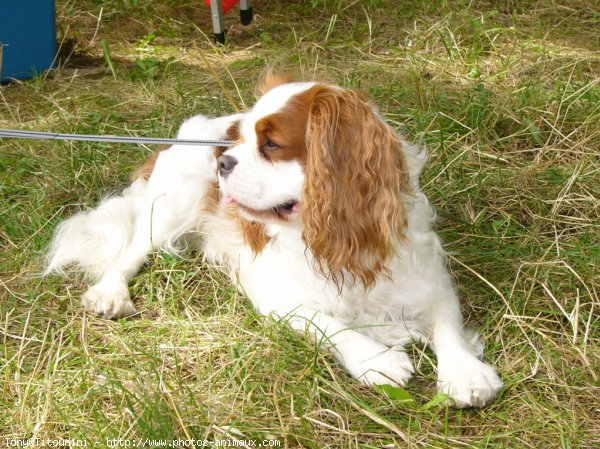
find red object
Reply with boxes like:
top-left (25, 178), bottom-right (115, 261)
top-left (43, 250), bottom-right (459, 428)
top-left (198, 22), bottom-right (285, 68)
top-left (203, 0), bottom-right (239, 15)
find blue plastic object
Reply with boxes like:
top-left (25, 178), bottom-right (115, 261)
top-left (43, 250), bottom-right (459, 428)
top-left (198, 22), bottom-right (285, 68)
top-left (0, 1), bottom-right (56, 83)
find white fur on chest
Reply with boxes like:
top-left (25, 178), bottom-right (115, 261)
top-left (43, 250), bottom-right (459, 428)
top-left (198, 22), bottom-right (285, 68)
top-left (207, 189), bottom-right (450, 348)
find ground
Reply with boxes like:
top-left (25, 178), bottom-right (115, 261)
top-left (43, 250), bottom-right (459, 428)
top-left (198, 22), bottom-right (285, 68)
top-left (0, 0), bottom-right (598, 447)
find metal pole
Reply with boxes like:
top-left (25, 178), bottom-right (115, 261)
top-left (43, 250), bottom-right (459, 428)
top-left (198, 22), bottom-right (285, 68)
top-left (210, 0), bottom-right (226, 44)
top-left (239, 0), bottom-right (253, 26)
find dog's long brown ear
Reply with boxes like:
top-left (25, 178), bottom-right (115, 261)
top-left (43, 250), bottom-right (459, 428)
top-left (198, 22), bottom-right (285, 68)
top-left (301, 86), bottom-right (410, 289)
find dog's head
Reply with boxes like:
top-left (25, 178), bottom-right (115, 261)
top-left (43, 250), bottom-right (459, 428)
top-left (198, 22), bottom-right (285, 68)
top-left (218, 77), bottom-right (411, 288)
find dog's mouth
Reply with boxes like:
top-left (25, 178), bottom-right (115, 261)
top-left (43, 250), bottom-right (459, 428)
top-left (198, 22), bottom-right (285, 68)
top-left (227, 197), bottom-right (300, 221)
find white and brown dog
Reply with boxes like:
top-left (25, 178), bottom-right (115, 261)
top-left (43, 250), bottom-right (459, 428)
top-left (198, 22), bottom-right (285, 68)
top-left (46, 76), bottom-right (503, 407)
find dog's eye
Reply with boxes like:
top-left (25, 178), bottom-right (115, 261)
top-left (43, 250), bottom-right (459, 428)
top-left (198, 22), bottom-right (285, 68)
top-left (263, 139), bottom-right (279, 150)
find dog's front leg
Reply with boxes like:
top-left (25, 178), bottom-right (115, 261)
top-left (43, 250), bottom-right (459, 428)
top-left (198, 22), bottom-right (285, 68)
top-left (271, 307), bottom-right (415, 387)
top-left (80, 194), bottom-right (183, 319)
top-left (430, 295), bottom-right (503, 407)
top-left (81, 148), bottom-right (216, 319)
top-left (80, 220), bottom-right (153, 319)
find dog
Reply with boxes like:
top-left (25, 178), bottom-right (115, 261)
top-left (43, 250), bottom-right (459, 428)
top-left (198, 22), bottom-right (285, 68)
top-left (46, 76), bottom-right (503, 408)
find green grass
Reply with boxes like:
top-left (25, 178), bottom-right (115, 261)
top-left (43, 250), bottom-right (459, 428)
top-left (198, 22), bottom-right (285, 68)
top-left (1, 0), bottom-right (599, 447)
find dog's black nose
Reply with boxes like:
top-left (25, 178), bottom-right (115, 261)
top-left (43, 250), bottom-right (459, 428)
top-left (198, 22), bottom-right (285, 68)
top-left (218, 155), bottom-right (238, 178)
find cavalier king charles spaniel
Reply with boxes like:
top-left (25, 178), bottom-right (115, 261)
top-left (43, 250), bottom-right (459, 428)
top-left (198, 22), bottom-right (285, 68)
top-left (46, 76), bottom-right (502, 408)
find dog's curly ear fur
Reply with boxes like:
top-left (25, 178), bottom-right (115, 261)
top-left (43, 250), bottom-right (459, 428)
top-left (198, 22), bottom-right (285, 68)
top-left (301, 86), bottom-right (411, 289)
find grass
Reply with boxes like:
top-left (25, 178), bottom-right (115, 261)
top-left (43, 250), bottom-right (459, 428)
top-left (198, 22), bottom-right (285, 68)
top-left (1, 0), bottom-right (599, 447)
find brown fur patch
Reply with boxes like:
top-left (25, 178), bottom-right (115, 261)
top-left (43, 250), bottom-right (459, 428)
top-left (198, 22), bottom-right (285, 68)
top-left (237, 215), bottom-right (271, 254)
top-left (201, 181), bottom-right (221, 215)
top-left (215, 120), bottom-right (242, 159)
top-left (254, 91), bottom-right (311, 165)
top-left (204, 183), bottom-right (270, 254)
top-left (205, 183), bottom-right (271, 255)
top-left (218, 203), bottom-right (271, 254)
top-left (300, 85), bottom-right (411, 289)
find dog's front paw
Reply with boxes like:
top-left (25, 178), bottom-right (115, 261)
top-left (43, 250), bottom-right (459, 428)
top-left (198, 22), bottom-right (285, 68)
top-left (437, 356), bottom-right (503, 408)
top-left (82, 280), bottom-right (136, 319)
top-left (346, 346), bottom-right (414, 388)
